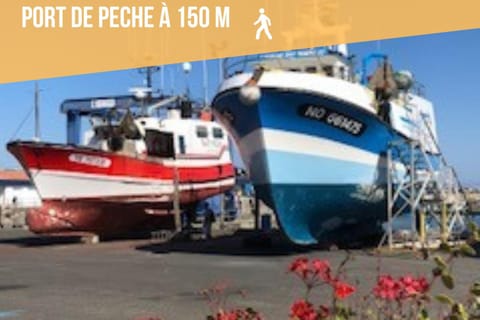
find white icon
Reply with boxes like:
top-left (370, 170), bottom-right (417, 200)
top-left (254, 8), bottom-right (272, 40)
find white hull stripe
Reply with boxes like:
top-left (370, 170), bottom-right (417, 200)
top-left (29, 169), bottom-right (234, 200)
top-left (240, 128), bottom-right (381, 167)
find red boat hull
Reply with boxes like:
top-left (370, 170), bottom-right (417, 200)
top-left (8, 141), bottom-right (235, 236)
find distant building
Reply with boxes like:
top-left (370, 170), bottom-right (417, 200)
top-left (0, 170), bottom-right (41, 228)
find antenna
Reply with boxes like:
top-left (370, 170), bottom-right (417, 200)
top-left (138, 66), bottom-right (160, 100)
top-left (34, 82), bottom-right (40, 141)
top-left (182, 62), bottom-right (192, 98)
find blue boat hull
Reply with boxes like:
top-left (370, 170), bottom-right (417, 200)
top-left (213, 87), bottom-right (411, 244)
top-left (256, 183), bottom-right (387, 244)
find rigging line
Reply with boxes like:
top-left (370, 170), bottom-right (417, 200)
top-left (9, 105), bottom-right (34, 141)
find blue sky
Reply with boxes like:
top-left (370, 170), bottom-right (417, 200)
top-left (1, 29), bottom-right (479, 185)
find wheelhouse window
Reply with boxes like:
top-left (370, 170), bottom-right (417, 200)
top-left (323, 65), bottom-right (334, 77)
top-left (305, 66), bottom-right (317, 73)
top-left (145, 130), bottom-right (174, 158)
top-left (212, 127), bottom-right (224, 139)
top-left (196, 126), bottom-right (208, 138)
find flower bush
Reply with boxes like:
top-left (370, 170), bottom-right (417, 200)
top-left (287, 254), bottom-right (356, 320)
top-left (284, 222), bottom-right (480, 320)
top-left (135, 223), bottom-right (480, 319)
top-left (201, 281), bottom-right (263, 320)
top-left (372, 274), bottom-right (429, 300)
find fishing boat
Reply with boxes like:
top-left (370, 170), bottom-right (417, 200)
top-left (211, 46), bottom-right (440, 245)
top-left (8, 95), bottom-right (235, 237)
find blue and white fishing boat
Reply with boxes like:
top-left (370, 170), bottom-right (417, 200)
top-left (211, 46), bottom-right (440, 245)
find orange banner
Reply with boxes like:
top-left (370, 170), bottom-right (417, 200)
top-left (0, 0), bottom-right (479, 83)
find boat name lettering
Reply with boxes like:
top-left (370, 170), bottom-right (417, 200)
top-left (91, 99), bottom-right (116, 109)
top-left (298, 105), bottom-right (366, 136)
top-left (68, 154), bottom-right (112, 168)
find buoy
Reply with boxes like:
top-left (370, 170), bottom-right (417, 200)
top-left (239, 85), bottom-right (261, 106)
top-left (238, 66), bottom-right (265, 106)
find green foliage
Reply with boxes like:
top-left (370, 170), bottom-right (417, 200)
top-left (418, 308), bottom-right (429, 320)
top-left (467, 221), bottom-right (478, 234)
top-left (451, 303), bottom-right (469, 320)
top-left (471, 282), bottom-right (480, 296)
top-left (467, 221), bottom-right (480, 242)
top-left (434, 256), bottom-right (448, 269)
top-left (436, 294), bottom-right (455, 305)
top-left (439, 242), bottom-right (451, 253)
top-left (459, 243), bottom-right (477, 256)
top-left (441, 272), bottom-right (455, 290)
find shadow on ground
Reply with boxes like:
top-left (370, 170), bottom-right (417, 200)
top-left (135, 230), bottom-right (324, 257)
top-left (0, 234), bottom-right (83, 247)
top-left (0, 230), bottom-right (152, 248)
top-left (0, 285), bottom-right (29, 292)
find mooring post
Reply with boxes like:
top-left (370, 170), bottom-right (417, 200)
top-left (440, 201), bottom-right (448, 242)
top-left (419, 210), bottom-right (426, 245)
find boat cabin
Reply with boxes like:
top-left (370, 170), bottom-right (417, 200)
top-left (84, 109), bottom-right (229, 160)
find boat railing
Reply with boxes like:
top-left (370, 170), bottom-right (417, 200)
top-left (222, 47), bottom-right (346, 79)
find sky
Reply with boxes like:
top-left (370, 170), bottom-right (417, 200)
top-left (0, 29), bottom-right (479, 185)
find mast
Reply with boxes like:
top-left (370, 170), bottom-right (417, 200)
top-left (202, 60), bottom-right (208, 107)
top-left (218, 59), bottom-right (224, 83)
top-left (34, 82), bottom-right (40, 141)
top-left (138, 66), bottom-right (160, 100)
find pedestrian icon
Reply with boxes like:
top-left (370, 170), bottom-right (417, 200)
top-left (254, 8), bottom-right (272, 40)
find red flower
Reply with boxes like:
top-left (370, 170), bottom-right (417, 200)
top-left (215, 309), bottom-right (262, 320)
top-left (290, 299), bottom-right (318, 320)
top-left (311, 259), bottom-right (331, 282)
top-left (289, 257), bottom-right (310, 278)
top-left (333, 281), bottom-right (356, 299)
top-left (373, 275), bottom-right (401, 300)
top-left (216, 310), bottom-right (238, 320)
top-left (415, 276), bottom-right (430, 293)
top-left (374, 274), bottom-right (429, 301)
top-left (399, 275), bottom-right (429, 297)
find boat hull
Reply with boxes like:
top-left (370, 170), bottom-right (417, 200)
top-left (26, 200), bottom-right (176, 236)
top-left (213, 84), bottom-right (397, 244)
top-left (8, 141), bottom-right (235, 236)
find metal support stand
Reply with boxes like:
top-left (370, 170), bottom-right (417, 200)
top-left (379, 137), bottom-right (468, 250)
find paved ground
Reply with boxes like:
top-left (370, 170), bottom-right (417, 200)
top-left (0, 229), bottom-right (478, 320)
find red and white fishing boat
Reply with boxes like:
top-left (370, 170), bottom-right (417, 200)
top-left (8, 97), bottom-right (235, 237)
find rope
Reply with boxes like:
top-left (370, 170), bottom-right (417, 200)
top-left (9, 105), bottom-right (34, 141)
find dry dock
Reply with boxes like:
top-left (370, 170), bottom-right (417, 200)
top-left (0, 230), bottom-right (478, 320)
